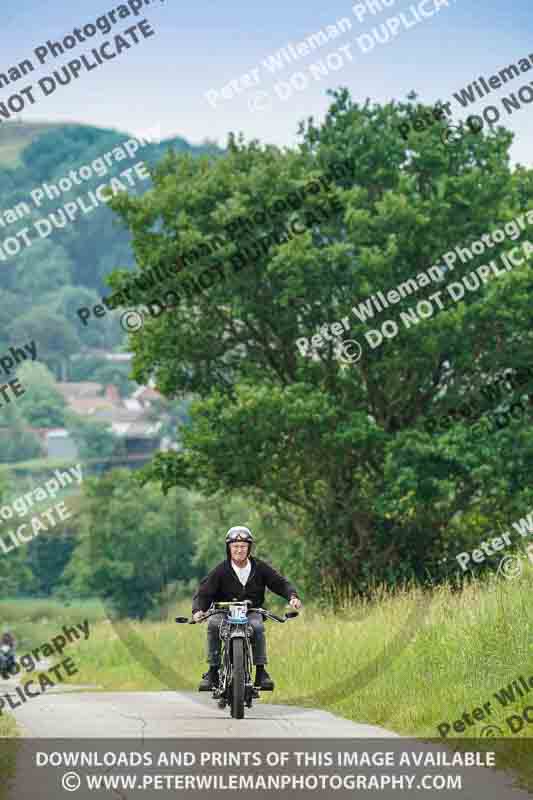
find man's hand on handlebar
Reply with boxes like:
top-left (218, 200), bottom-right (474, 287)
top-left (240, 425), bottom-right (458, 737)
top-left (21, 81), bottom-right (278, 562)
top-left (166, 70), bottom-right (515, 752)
top-left (192, 611), bottom-right (205, 622)
top-left (289, 596), bottom-right (302, 610)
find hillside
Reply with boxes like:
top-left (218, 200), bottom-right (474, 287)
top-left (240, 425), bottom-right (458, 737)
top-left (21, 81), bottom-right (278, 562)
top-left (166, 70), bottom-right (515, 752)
top-left (0, 120), bottom-right (68, 167)
top-left (0, 120), bottom-right (222, 359)
top-left (0, 120), bottom-right (221, 467)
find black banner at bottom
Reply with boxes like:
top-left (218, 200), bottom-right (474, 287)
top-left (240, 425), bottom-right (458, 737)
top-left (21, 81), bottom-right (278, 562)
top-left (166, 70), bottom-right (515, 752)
top-left (1, 738), bottom-right (532, 799)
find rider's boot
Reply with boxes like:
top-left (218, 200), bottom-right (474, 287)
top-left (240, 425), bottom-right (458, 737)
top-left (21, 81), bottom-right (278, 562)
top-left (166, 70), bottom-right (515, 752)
top-left (254, 664), bottom-right (274, 690)
top-left (198, 665), bottom-right (219, 691)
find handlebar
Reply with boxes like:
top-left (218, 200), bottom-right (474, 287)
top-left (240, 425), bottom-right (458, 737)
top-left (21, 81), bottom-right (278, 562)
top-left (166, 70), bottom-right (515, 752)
top-left (176, 605), bottom-right (299, 625)
top-left (212, 600), bottom-right (253, 607)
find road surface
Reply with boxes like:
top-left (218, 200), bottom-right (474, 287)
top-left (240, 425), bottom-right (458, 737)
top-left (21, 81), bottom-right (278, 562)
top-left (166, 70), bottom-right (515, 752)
top-left (2, 673), bottom-right (530, 800)
top-left (1, 658), bottom-right (397, 736)
top-left (7, 686), bottom-right (397, 738)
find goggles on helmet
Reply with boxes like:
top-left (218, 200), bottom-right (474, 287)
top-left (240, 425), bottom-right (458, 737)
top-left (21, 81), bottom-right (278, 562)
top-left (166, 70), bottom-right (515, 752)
top-left (226, 526), bottom-right (253, 543)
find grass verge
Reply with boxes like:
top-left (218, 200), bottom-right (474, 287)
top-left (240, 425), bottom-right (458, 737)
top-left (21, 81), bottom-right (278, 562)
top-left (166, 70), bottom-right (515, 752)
top-left (0, 708), bottom-right (19, 800)
top-left (2, 570), bottom-right (533, 787)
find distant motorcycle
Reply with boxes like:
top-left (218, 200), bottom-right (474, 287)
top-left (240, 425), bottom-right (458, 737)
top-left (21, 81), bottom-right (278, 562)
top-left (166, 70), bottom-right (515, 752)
top-left (176, 600), bottom-right (298, 719)
top-left (0, 643), bottom-right (17, 679)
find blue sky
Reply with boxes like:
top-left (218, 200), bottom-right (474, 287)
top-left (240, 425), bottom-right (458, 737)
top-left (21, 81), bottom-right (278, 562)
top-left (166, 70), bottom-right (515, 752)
top-left (2, 0), bottom-right (532, 164)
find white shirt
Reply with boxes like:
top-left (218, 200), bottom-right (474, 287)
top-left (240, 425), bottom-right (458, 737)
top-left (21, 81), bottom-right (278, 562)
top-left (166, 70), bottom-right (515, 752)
top-left (231, 558), bottom-right (251, 586)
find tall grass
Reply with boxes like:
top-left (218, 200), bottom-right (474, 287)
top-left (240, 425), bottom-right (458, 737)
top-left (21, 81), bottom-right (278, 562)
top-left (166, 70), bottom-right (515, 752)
top-left (2, 570), bottom-right (533, 783)
top-left (0, 594), bottom-right (105, 784)
top-left (59, 568), bottom-right (533, 738)
top-left (0, 716), bottom-right (18, 738)
top-left (4, 572), bottom-right (533, 739)
top-left (0, 598), bottom-right (106, 657)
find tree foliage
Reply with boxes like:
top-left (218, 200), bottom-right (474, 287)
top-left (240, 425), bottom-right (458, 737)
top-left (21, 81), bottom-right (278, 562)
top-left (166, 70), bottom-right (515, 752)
top-left (14, 361), bottom-right (68, 428)
top-left (0, 122), bottom-right (222, 380)
top-left (63, 470), bottom-right (197, 618)
top-left (105, 88), bottom-right (533, 593)
top-left (0, 404), bottom-right (42, 463)
top-left (0, 468), bottom-right (33, 592)
top-left (64, 412), bottom-right (122, 461)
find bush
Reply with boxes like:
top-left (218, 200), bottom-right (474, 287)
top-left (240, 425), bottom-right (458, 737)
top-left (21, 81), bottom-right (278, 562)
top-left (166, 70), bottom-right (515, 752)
top-left (63, 470), bottom-right (198, 619)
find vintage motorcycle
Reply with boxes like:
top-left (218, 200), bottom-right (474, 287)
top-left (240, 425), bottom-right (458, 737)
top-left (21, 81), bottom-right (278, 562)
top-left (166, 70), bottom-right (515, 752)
top-left (0, 643), bottom-right (17, 679)
top-left (176, 599), bottom-right (298, 719)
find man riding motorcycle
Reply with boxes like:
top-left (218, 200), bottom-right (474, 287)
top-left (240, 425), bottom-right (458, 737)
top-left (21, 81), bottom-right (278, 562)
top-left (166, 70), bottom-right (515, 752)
top-left (192, 526), bottom-right (302, 691)
top-left (1, 631), bottom-right (15, 650)
top-left (0, 630), bottom-right (17, 675)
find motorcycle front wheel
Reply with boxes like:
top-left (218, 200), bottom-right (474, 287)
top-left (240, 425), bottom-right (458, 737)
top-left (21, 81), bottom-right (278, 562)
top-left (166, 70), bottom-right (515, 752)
top-left (230, 639), bottom-right (245, 719)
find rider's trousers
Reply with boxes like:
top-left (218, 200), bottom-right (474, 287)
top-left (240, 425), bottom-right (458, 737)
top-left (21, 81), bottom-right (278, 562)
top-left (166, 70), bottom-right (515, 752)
top-left (207, 611), bottom-right (267, 666)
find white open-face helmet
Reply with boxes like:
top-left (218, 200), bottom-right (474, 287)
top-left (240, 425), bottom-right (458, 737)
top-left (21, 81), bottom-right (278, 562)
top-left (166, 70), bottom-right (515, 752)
top-left (225, 526), bottom-right (254, 558)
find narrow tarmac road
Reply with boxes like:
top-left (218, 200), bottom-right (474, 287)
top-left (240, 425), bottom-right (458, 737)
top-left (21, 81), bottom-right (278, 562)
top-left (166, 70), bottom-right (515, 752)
top-left (9, 688), bottom-right (397, 737)
top-left (2, 658), bottom-right (397, 736)
top-left (3, 676), bottom-right (530, 800)
top-left (3, 681), bottom-right (399, 799)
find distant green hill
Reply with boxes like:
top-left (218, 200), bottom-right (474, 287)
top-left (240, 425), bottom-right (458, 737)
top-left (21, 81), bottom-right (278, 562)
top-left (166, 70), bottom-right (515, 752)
top-left (0, 120), bottom-right (218, 168)
top-left (0, 120), bottom-right (223, 368)
top-left (0, 119), bottom-right (222, 463)
top-left (0, 120), bottom-right (69, 167)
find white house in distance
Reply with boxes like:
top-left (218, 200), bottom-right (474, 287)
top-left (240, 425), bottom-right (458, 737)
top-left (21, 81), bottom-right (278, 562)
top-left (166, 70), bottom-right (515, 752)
top-left (46, 380), bottom-right (167, 462)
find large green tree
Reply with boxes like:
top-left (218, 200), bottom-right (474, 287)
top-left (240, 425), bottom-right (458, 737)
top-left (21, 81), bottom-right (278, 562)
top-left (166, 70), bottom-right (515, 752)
top-left (0, 403), bottom-right (42, 463)
top-left (14, 361), bottom-right (68, 428)
top-left (11, 239), bottom-right (73, 302)
top-left (64, 412), bottom-right (123, 461)
top-left (64, 470), bottom-right (197, 618)
top-left (10, 307), bottom-right (79, 380)
top-left (106, 89), bottom-right (533, 592)
top-left (0, 467), bottom-right (33, 593)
